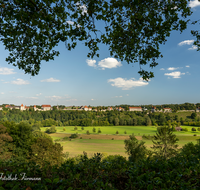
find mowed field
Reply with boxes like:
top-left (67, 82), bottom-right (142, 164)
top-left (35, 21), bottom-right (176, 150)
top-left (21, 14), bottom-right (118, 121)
top-left (41, 126), bottom-right (200, 158)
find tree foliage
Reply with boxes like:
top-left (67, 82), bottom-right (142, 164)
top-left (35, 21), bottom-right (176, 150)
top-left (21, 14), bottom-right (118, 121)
top-left (124, 134), bottom-right (148, 162)
top-left (0, 0), bottom-right (192, 80)
top-left (151, 126), bottom-right (179, 159)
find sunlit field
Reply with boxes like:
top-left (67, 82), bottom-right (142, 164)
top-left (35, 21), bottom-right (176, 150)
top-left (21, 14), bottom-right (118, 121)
top-left (41, 125), bottom-right (200, 158)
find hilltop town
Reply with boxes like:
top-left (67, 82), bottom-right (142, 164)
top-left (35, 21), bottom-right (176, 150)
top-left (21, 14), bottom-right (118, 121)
top-left (1, 104), bottom-right (199, 113)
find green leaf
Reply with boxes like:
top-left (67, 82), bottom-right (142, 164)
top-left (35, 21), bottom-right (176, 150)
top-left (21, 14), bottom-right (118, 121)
top-left (45, 178), bottom-right (52, 183)
top-left (53, 178), bottom-right (60, 184)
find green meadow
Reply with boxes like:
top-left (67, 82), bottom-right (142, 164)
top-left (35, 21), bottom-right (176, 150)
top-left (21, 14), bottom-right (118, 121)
top-left (41, 126), bottom-right (200, 158)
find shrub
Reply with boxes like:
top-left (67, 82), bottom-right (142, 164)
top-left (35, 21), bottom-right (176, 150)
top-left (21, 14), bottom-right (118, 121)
top-left (86, 130), bottom-right (90, 135)
top-left (124, 131), bottom-right (127, 134)
top-left (112, 138), bottom-right (114, 140)
top-left (116, 131), bottom-right (119, 134)
top-left (45, 126), bottom-right (57, 134)
top-left (62, 137), bottom-right (69, 141)
top-left (93, 127), bottom-right (96, 133)
top-left (74, 126), bottom-right (78, 130)
top-left (198, 127), bottom-right (200, 131)
top-left (194, 134), bottom-right (197, 136)
top-left (183, 128), bottom-right (189, 132)
top-left (81, 126), bottom-right (84, 130)
top-left (98, 128), bottom-right (101, 133)
top-left (192, 128), bottom-right (196, 131)
top-left (69, 134), bottom-right (78, 139)
top-left (80, 137), bottom-right (82, 139)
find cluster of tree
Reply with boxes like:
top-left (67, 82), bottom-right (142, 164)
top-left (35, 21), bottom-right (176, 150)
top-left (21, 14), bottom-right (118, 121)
top-left (0, 109), bottom-right (200, 127)
top-left (0, 121), bottom-right (65, 167)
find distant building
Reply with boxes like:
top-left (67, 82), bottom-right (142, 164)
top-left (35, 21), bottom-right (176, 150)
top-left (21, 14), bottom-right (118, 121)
top-left (0, 107), bottom-right (2, 110)
top-left (129, 107), bottom-right (143, 111)
top-left (175, 127), bottom-right (182, 131)
top-left (163, 108), bottom-right (172, 113)
top-left (152, 106), bottom-right (156, 113)
top-left (84, 106), bottom-right (88, 111)
top-left (196, 107), bottom-right (200, 112)
top-left (41, 105), bottom-right (52, 111)
top-left (107, 107), bottom-right (113, 111)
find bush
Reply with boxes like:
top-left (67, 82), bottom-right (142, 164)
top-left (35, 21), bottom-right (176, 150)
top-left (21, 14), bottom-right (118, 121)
top-left (69, 134), bottom-right (78, 139)
top-left (116, 131), bottom-right (119, 134)
top-left (183, 128), bottom-right (189, 132)
top-left (63, 128), bottom-right (66, 131)
top-left (124, 131), bottom-right (127, 134)
top-left (93, 127), bottom-right (96, 133)
top-left (192, 128), bottom-right (196, 131)
top-left (62, 137), bottom-right (69, 141)
top-left (194, 134), bottom-right (197, 136)
top-left (198, 127), bottom-right (200, 131)
top-left (45, 126), bottom-right (57, 134)
top-left (80, 137), bottom-right (82, 139)
top-left (98, 128), bottom-right (101, 133)
top-left (112, 138), bottom-right (114, 140)
top-left (74, 126), bottom-right (78, 130)
top-left (86, 130), bottom-right (90, 135)
top-left (81, 126), bottom-right (84, 130)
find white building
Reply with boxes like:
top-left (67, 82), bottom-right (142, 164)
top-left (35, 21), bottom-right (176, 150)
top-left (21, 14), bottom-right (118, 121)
top-left (41, 105), bottom-right (52, 111)
top-left (129, 107), bottom-right (143, 111)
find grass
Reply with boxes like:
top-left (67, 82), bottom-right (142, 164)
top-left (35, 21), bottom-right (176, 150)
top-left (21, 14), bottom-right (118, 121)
top-left (43, 125), bottom-right (200, 158)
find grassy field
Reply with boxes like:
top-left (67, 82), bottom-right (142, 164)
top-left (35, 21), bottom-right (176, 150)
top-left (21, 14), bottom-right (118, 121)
top-left (42, 125), bottom-right (200, 158)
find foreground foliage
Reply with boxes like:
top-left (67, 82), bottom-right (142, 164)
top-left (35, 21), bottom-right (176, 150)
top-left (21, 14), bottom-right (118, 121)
top-left (1, 149), bottom-right (200, 190)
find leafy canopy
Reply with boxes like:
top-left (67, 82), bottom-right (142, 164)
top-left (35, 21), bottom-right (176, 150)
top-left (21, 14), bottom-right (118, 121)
top-left (0, 0), bottom-right (193, 80)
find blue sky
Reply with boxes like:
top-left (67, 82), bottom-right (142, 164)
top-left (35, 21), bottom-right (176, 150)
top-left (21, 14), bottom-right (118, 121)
top-left (0, 0), bottom-right (200, 107)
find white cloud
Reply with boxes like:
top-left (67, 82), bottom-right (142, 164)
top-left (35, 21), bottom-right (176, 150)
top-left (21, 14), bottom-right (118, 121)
top-left (86, 59), bottom-right (97, 67)
top-left (189, 0), bottom-right (200, 8)
top-left (36, 93), bottom-right (42, 96)
top-left (160, 68), bottom-right (165, 70)
top-left (126, 94), bottom-right (129, 96)
top-left (164, 71), bottom-right (185, 78)
top-left (76, 2), bottom-right (87, 15)
top-left (186, 65), bottom-right (190, 68)
top-left (45, 95), bottom-right (70, 101)
top-left (11, 79), bottom-right (30, 85)
top-left (66, 20), bottom-right (81, 28)
top-left (188, 45), bottom-right (198, 50)
top-left (98, 58), bottom-right (122, 69)
top-left (167, 67), bottom-right (180, 71)
top-left (119, 96), bottom-right (123, 98)
top-left (91, 99), bottom-right (94, 101)
top-left (27, 97), bottom-right (38, 99)
top-left (178, 40), bottom-right (194, 46)
top-left (1, 92), bottom-right (4, 94)
top-left (0, 67), bottom-right (16, 75)
top-left (40, 78), bottom-right (60, 82)
top-left (108, 77), bottom-right (149, 90)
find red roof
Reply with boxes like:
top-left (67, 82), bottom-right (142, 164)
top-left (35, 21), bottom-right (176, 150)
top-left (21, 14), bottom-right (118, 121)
top-left (129, 107), bottom-right (142, 109)
top-left (5, 105), bottom-right (9, 108)
top-left (84, 106), bottom-right (88, 108)
top-left (42, 105), bottom-right (51, 107)
top-left (21, 104), bottom-right (23, 106)
top-left (34, 105), bottom-right (36, 107)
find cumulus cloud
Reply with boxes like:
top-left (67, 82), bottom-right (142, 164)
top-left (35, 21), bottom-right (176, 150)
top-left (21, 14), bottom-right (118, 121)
top-left (36, 93), bottom-right (42, 96)
top-left (167, 67), bottom-right (180, 71)
top-left (188, 45), bottom-right (198, 50)
top-left (0, 67), bottom-right (16, 75)
top-left (91, 99), bottom-right (94, 101)
top-left (108, 77), bottom-right (149, 90)
top-left (126, 94), bottom-right (129, 96)
top-left (164, 71), bottom-right (185, 78)
top-left (189, 0), bottom-right (200, 8)
top-left (1, 92), bottom-right (4, 94)
top-left (98, 58), bottom-right (122, 69)
top-left (178, 40), bottom-right (194, 46)
top-left (86, 59), bottom-right (97, 67)
top-left (186, 65), bottom-right (190, 68)
top-left (119, 96), bottom-right (123, 98)
top-left (11, 79), bottom-right (30, 85)
top-left (76, 2), bottom-right (87, 15)
top-left (160, 68), bottom-right (165, 70)
top-left (41, 78), bottom-right (60, 82)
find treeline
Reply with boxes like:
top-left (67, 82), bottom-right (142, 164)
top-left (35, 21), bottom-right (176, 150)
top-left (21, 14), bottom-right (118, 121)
top-left (0, 109), bottom-right (200, 127)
